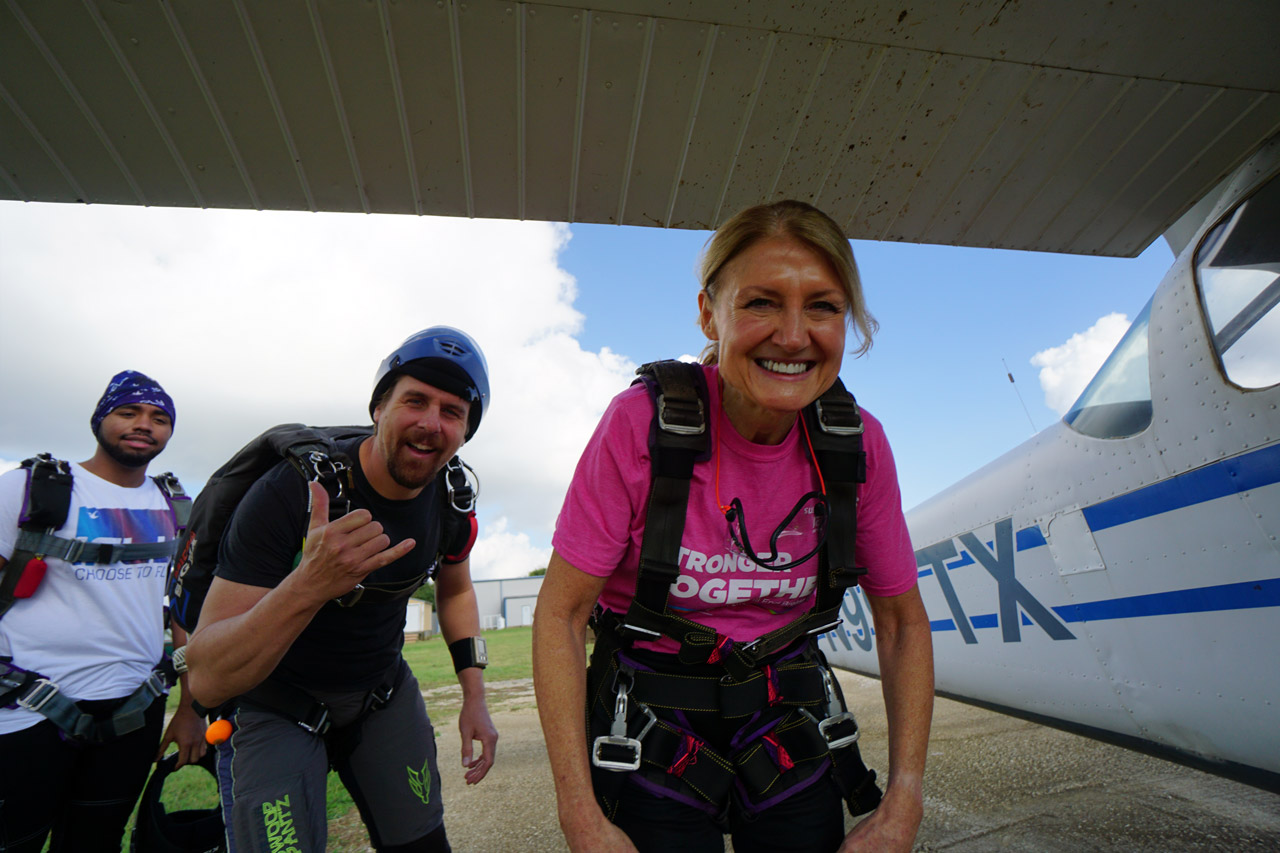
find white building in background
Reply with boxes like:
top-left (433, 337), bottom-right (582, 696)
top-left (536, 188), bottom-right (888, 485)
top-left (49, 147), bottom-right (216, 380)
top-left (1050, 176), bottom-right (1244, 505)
top-left (421, 576), bottom-right (545, 633)
top-left (474, 576), bottom-right (544, 630)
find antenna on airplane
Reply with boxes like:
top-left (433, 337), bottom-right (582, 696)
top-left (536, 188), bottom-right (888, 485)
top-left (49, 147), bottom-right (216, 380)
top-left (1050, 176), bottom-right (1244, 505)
top-left (1003, 358), bottom-right (1038, 434)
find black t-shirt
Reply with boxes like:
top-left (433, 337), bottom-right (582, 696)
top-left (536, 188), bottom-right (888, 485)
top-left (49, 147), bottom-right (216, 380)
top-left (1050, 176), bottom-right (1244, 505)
top-left (216, 436), bottom-right (443, 691)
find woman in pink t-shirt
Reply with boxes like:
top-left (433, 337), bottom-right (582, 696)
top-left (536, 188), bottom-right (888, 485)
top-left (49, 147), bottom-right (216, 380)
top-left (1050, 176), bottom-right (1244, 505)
top-left (533, 200), bottom-right (934, 853)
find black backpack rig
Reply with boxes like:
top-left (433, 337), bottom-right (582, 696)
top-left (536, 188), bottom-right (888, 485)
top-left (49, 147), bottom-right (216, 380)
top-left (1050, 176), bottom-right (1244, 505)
top-left (0, 455), bottom-right (191, 742)
top-left (168, 423), bottom-right (478, 635)
top-left (586, 360), bottom-right (883, 820)
top-left (165, 424), bottom-right (477, 737)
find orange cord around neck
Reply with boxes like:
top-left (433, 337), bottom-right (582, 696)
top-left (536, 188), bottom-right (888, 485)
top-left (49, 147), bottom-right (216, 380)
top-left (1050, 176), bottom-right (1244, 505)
top-left (715, 406), bottom-right (827, 517)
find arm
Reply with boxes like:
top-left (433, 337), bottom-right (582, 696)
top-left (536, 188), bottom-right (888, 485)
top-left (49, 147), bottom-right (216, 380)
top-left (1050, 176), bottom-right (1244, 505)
top-left (184, 483), bottom-right (416, 708)
top-left (532, 551), bottom-right (638, 853)
top-left (435, 556), bottom-right (498, 784)
top-left (156, 621), bottom-right (208, 768)
top-left (840, 585), bottom-right (934, 853)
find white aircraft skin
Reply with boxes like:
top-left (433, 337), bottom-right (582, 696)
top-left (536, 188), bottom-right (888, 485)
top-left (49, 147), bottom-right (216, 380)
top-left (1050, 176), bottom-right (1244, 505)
top-left (822, 135), bottom-right (1280, 792)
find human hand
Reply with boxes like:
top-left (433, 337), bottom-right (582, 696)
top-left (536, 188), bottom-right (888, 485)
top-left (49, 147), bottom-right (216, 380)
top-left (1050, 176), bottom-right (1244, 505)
top-left (156, 701), bottom-right (207, 769)
top-left (837, 785), bottom-right (922, 853)
top-left (562, 812), bottom-right (640, 853)
top-left (296, 482), bottom-right (416, 603)
top-left (458, 695), bottom-right (498, 784)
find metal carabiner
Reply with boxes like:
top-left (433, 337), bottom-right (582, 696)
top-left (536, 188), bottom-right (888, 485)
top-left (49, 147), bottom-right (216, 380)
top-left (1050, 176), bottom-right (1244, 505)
top-left (816, 667), bottom-right (861, 750)
top-left (445, 457), bottom-right (479, 513)
top-left (591, 681), bottom-right (654, 772)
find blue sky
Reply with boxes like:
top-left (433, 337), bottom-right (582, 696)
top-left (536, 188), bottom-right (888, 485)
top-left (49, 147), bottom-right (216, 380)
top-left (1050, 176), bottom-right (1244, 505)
top-left (561, 221), bottom-right (1173, 509)
top-left (0, 202), bottom-right (1174, 577)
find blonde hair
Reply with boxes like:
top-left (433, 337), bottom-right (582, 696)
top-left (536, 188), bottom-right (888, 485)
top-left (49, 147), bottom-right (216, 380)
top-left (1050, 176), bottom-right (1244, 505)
top-left (698, 200), bottom-right (877, 363)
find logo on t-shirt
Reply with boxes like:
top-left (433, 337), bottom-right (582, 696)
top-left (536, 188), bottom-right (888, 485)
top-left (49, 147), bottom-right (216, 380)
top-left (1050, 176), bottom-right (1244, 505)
top-left (73, 507), bottom-right (176, 565)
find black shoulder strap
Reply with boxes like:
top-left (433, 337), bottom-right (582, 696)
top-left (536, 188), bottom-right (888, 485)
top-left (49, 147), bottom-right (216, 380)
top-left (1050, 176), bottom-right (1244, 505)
top-left (17, 454), bottom-right (73, 532)
top-left (0, 455), bottom-right (73, 619)
top-left (803, 378), bottom-right (867, 603)
top-left (151, 471), bottom-right (193, 534)
top-left (617, 361), bottom-right (714, 648)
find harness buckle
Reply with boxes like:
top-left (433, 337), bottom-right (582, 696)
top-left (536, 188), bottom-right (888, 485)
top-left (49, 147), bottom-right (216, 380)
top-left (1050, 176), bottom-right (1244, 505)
top-left (296, 704), bottom-right (331, 735)
top-left (813, 399), bottom-right (863, 436)
top-left (806, 620), bottom-right (841, 636)
top-left (618, 622), bottom-right (662, 641)
top-left (16, 678), bottom-right (60, 714)
top-left (812, 666), bottom-right (861, 750)
top-left (142, 670), bottom-right (167, 699)
top-left (818, 711), bottom-right (861, 751)
top-left (335, 584), bottom-right (365, 607)
top-left (655, 393), bottom-right (705, 436)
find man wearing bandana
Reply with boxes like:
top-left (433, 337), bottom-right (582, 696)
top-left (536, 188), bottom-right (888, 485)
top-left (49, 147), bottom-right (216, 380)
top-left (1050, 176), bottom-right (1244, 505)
top-left (0, 371), bottom-right (206, 853)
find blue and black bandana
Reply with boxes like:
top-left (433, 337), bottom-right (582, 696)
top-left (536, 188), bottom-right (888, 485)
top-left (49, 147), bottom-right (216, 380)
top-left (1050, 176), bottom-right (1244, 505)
top-left (90, 370), bottom-right (176, 435)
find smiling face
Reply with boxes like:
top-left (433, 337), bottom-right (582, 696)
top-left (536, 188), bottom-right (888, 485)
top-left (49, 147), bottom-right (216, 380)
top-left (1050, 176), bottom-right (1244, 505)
top-left (699, 235), bottom-right (849, 443)
top-left (368, 374), bottom-right (470, 499)
top-left (95, 403), bottom-right (173, 468)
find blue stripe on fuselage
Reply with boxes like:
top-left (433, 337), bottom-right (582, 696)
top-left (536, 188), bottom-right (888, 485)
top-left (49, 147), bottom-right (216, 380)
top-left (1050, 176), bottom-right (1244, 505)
top-left (1083, 443), bottom-right (1280, 532)
top-left (928, 577), bottom-right (1280, 633)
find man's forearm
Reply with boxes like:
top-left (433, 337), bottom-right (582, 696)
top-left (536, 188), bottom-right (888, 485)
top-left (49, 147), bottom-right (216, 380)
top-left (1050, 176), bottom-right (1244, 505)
top-left (185, 574), bottom-right (326, 707)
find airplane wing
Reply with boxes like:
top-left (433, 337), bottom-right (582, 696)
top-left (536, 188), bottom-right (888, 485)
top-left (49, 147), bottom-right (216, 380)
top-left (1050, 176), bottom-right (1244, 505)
top-left (2, 0), bottom-right (1278, 256)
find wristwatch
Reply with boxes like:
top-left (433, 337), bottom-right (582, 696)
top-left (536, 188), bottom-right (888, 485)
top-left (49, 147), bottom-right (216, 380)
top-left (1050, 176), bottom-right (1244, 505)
top-left (448, 636), bottom-right (488, 672)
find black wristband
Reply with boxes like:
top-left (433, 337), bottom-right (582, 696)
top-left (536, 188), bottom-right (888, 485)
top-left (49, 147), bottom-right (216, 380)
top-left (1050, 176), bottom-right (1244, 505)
top-left (448, 636), bottom-right (488, 672)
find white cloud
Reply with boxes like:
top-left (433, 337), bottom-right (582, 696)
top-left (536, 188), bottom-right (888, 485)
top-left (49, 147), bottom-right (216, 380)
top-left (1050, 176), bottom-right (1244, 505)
top-left (0, 202), bottom-right (634, 576)
top-left (467, 516), bottom-right (553, 581)
top-left (1031, 313), bottom-right (1131, 415)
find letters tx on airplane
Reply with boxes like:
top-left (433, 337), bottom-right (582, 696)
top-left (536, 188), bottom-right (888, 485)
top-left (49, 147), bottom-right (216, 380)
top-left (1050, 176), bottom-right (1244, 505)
top-left (824, 138), bottom-right (1280, 794)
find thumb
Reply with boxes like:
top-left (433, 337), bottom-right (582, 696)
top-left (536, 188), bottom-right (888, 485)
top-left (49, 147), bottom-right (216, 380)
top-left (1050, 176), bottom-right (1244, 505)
top-left (307, 481), bottom-right (329, 532)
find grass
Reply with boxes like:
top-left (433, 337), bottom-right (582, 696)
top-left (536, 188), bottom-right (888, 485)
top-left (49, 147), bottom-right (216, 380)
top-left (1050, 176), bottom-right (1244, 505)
top-left (120, 626), bottom-right (533, 850)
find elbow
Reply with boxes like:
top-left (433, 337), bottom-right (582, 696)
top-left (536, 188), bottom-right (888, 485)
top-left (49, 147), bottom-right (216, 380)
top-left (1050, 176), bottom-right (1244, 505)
top-left (183, 638), bottom-right (231, 709)
top-left (186, 669), bottom-right (226, 710)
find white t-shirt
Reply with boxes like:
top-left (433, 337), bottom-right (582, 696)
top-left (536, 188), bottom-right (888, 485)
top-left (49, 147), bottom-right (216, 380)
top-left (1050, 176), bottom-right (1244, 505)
top-left (0, 462), bottom-right (177, 734)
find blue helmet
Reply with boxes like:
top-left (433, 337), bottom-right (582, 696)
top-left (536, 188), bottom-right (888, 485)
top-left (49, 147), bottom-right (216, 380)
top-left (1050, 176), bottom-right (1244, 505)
top-left (370, 326), bottom-right (490, 439)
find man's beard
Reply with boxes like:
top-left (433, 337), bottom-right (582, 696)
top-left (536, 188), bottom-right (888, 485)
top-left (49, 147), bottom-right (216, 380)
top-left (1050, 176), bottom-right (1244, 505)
top-left (385, 442), bottom-right (441, 491)
top-left (98, 433), bottom-right (162, 469)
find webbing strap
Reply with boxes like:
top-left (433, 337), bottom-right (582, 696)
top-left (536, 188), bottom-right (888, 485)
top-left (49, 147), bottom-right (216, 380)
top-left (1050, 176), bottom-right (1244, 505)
top-left (803, 378), bottom-right (866, 596)
top-left (624, 362), bottom-right (708, 642)
top-left (629, 663), bottom-right (826, 717)
top-left (12, 530), bottom-right (179, 564)
top-left (734, 714), bottom-right (833, 799)
top-left (152, 471), bottom-right (193, 531)
top-left (0, 665), bottom-right (166, 742)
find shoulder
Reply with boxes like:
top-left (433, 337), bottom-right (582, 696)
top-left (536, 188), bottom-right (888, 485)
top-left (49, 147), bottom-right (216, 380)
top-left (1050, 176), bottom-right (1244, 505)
top-left (0, 465), bottom-right (28, 498)
top-left (857, 406), bottom-right (892, 449)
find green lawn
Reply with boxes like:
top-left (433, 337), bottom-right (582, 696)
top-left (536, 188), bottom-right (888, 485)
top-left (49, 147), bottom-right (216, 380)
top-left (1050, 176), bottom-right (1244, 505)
top-left (121, 626), bottom-right (534, 850)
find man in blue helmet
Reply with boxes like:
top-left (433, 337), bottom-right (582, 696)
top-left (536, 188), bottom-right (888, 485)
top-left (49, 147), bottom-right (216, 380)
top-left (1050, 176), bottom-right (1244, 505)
top-left (185, 328), bottom-right (498, 853)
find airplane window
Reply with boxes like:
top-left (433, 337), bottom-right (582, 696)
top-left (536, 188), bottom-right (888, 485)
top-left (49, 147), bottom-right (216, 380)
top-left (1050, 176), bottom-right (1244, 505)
top-left (1063, 299), bottom-right (1153, 439)
top-left (1195, 172), bottom-right (1280, 389)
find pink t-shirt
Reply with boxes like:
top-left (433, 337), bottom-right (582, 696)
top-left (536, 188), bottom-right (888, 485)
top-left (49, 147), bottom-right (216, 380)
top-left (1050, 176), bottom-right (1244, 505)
top-left (553, 364), bottom-right (917, 651)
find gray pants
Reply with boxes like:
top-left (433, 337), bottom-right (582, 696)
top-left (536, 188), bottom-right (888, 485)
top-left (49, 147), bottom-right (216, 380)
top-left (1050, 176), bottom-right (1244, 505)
top-left (216, 662), bottom-right (445, 852)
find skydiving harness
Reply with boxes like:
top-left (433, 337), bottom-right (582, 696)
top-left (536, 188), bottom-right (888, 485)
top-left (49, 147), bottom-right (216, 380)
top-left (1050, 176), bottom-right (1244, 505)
top-left (0, 454), bottom-right (191, 742)
top-left (586, 361), bottom-right (882, 817)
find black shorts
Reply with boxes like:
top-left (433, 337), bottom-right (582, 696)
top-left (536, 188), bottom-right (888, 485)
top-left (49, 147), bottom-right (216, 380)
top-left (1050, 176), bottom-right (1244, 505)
top-left (217, 661), bottom-right (446, 851)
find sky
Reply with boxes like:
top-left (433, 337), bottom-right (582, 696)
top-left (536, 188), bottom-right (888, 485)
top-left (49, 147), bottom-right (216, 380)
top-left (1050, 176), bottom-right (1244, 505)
top-left (0, 202), bottom-right (1173, 579)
